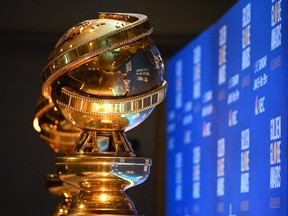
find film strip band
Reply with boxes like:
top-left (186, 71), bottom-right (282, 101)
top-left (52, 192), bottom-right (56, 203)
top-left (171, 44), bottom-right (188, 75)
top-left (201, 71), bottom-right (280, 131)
top-left (56, 81), bottom-right (167, 115)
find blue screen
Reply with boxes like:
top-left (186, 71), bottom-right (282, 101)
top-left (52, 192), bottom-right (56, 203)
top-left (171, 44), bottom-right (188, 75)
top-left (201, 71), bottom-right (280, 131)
top-left (166, 0), bottom-right (288, 215)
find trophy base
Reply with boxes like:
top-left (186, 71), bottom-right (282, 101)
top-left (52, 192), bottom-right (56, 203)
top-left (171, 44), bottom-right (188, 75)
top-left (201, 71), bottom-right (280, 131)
top-left (56, 156), bottom-right (151, 216)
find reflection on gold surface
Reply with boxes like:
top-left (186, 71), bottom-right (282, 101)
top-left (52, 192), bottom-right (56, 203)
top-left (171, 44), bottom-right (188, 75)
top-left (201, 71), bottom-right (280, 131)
top-left (33, 95), bottom-right (81, 154)
top-left (46, 174), bottom-right (79, 216)
top-left (34, 12), bottom-right (166, 216)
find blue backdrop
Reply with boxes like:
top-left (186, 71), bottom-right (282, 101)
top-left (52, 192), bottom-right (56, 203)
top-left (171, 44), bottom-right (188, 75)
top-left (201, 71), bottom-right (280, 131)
top-left (166, 0), bottom-right (287, 215)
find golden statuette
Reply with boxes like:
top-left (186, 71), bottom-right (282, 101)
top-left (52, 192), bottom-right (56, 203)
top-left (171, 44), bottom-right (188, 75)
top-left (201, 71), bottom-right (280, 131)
top-left (33, 96), bottom-right (80, 215)
top-left (34, 12), bottom-right (167, 216)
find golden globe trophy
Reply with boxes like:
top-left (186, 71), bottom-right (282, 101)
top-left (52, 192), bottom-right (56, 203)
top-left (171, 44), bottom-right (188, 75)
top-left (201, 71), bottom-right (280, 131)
top-left (33, 96), bottom-right (80, 215)
top-left (36, 12), bottom-right (167, 215)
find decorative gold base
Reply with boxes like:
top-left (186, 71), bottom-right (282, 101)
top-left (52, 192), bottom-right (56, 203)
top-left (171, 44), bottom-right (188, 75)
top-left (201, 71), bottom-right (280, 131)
top-left (46, 174), bottom-right (80, 216)
top-left (56, 156), bottom-right (151, 216)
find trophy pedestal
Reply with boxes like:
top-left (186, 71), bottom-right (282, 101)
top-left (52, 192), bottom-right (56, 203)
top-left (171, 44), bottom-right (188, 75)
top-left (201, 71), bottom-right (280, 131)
top-left (46, 174), bottom-right (80, 216)
top-left (56, 156), bottom-right (151, 216)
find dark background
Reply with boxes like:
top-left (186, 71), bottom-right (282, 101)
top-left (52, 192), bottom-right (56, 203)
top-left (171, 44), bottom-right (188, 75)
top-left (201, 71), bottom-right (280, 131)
top-left (0, 1), bottom-right (237, 215)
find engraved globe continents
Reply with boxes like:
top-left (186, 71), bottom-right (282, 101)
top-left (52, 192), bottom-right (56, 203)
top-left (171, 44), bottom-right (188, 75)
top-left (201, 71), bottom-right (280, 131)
top-left (42, 13), bottom-right (167, 133)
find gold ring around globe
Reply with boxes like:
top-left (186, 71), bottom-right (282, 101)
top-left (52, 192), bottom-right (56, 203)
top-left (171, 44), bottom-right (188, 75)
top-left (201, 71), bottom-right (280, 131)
top-left (41, 13), bottom-right (153, 99)
top-left (55, 81), bottom-right (167, 116)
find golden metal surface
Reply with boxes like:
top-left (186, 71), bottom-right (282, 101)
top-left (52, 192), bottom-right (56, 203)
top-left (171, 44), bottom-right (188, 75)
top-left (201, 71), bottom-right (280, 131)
top-left (36, 12), bottom-right (167, 216)
top-left (54, 81), bottom-right (166, 131)
top-left (33, 95), bottom-right (81, 154)
top-left (72, 131), bottom-right (135, 156)
top-left (64, 37), bottom-right (152, 97)
top-left (56, 81), bottom-right (167, 115)
top-left (56, 156), bottom-right (151, 215)
top-left (46, 174), bottom-right (79, 216)
top-left (42, 13), bottom-right (153, 99)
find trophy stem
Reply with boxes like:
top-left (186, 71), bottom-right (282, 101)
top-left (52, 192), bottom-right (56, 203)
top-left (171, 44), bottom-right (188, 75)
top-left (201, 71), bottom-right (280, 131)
top-left (56, 156), bottom-right (151, 216)
top-left (73, 131), bottom-right (135, 156)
